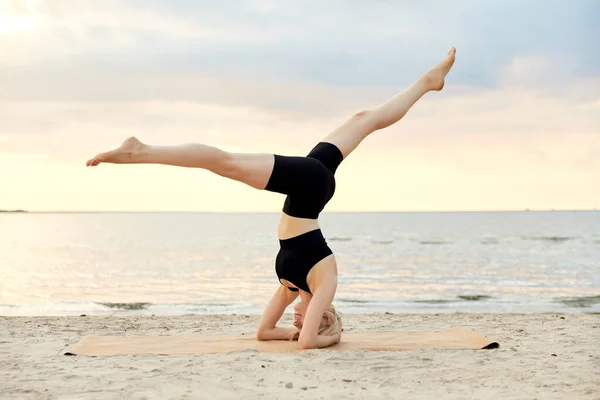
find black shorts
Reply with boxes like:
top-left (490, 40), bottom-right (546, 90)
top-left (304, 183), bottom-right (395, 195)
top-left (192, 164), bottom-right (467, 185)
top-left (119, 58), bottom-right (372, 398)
top-left (265, 142), bottom-right (343, 219)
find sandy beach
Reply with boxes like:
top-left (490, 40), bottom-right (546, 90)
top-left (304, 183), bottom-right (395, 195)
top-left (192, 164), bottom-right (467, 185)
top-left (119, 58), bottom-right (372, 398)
top-left (1, 313), bottom-right (598, 399)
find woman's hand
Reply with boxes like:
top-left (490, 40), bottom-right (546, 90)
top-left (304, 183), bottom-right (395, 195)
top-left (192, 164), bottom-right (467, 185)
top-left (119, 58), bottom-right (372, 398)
top-left (332, 332), bottom-right (341, 345)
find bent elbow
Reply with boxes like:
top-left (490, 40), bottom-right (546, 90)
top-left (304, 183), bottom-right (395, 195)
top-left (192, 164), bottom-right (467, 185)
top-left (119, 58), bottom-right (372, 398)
top-left (256, 330), bottom-right (268, 341)
top-left (297, 337), bottom-right (316, 350)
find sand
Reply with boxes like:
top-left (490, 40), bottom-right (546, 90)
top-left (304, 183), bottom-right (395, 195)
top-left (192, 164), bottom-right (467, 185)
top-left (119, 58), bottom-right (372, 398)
top-left (0, 313), bottom-right (598, 399)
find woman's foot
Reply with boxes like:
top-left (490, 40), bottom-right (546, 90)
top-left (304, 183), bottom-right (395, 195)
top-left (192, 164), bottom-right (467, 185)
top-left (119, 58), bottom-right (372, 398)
top-left (86, 136), bottom-right (146, 166)
top-left (422, 47), bottom-right (456, 91)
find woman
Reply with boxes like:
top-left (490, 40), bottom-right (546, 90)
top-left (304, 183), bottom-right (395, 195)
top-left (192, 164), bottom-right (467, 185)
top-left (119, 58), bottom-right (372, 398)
top-left (87, 48), bottom-right (456, 349)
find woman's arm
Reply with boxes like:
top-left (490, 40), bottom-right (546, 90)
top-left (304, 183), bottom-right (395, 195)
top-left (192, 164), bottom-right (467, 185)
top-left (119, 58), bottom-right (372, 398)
top-left (256, 285), bottom-right (299, 341)
top-left (297, 275), bottom-right (340, 349)
top-left (301, 331), bottom-right (341, 349)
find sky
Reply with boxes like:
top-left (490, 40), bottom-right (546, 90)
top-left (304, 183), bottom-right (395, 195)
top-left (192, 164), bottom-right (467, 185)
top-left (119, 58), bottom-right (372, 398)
top-left (1, 0), bottom-right (599, 212)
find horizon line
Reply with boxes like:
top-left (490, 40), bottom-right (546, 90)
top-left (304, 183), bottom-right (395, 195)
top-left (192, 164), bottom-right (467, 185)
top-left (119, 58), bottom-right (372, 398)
top-left (1, 209), bottom-right (598, 214)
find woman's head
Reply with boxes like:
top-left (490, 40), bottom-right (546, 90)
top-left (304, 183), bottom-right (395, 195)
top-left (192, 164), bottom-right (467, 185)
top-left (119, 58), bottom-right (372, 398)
top-left (293, 301), bottom-right (342, 336)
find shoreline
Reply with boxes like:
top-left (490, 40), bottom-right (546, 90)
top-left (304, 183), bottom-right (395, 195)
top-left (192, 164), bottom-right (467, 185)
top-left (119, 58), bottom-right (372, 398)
top-left (3, 301), bottom-right (599, 317)
top-left (2, 310), bottom-right (600, 318)
top-left (1, 313), bottom-right (598, 399)
top-left (2, 209), bottom-right (598, 213)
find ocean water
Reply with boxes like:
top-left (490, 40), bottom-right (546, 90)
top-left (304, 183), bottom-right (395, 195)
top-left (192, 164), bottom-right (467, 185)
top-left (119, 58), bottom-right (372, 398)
top-left (0, 211), bottom-right (599, 316)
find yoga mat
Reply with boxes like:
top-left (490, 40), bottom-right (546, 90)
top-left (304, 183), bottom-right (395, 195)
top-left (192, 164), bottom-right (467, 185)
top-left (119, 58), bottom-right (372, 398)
top-left (65, 327), bottom-right (499, 356)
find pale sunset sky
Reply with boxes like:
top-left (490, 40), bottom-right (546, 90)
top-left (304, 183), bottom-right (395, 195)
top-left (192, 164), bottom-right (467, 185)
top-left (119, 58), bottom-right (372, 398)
top-left (1, 0), bottom-right (599, 212)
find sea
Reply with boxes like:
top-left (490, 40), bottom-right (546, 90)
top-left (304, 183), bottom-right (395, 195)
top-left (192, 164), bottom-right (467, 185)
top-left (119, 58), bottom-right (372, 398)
top-left (1, 211), bottom-right (599, 316)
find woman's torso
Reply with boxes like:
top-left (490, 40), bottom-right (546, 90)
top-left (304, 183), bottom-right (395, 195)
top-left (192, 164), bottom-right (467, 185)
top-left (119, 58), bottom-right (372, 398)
top-left (277, 213), bottom-right (320, 239)
top-left (277, 212), bottom-right (336, 295)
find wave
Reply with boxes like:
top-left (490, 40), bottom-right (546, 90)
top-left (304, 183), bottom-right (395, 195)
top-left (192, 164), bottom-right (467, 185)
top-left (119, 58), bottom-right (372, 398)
top-left (328, 237), bottom-right (352, 242)
top-left (523, 236), bottom-right (575, 242)
top-left (411, 296), bottom-right (492, 303)
top-left (411, 299), bottom-right (456, 304)
top-left (336, 298), bottom-right (372, 304)
top-left (372, 240), bottom-right (394, 245)
top-left (0, 301), bottom-right (253, 316)
top-left (419, 241), bottom-right (452, 245)
top-left (96, 302), bottom-right (151, 310)
top-left (556, 295), bottom-right (600, 308)
top-left (2, 296), bottom-right (599, 316)
top-left (457, 295), bottom-right (492, 301)
top-left (481, 238), bottom-right (499, 244)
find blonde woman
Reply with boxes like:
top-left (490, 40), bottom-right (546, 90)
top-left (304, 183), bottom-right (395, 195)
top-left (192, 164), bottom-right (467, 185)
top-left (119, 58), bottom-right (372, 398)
top-left (87, 48), bottom-right (456, 349)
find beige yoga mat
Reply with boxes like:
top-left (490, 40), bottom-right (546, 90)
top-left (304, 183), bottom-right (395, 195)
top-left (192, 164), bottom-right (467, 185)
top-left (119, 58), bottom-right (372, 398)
top-left (65, 327), bottom-right (499, 356)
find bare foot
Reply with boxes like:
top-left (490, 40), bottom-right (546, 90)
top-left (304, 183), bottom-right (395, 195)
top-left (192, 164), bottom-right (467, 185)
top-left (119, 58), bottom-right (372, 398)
top-left (86, 137), bottom-right (146, 167)
top-left (422, 47), bottom-right (456, 91)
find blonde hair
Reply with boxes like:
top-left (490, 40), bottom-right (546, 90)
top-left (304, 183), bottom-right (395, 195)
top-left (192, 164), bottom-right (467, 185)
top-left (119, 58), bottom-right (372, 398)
top-left (288, 304), bottom-right (342, 340)
top-left (318, 304), bottom-right (342, 336)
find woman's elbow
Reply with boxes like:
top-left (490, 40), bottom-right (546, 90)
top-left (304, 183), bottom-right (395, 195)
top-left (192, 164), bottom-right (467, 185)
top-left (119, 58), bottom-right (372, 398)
top-left (297, 336), bottom-right (317, 350)
top-left (256, 330), bottom-right (268, 341)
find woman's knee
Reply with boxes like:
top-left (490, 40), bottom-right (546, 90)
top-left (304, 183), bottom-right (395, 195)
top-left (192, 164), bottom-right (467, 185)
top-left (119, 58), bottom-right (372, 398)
top-left (212, 151), bottom-right (241, 180)
top-left (352, 109), bottom-right (371, 119)
top-left (351, 109), bottom-right (380, 131)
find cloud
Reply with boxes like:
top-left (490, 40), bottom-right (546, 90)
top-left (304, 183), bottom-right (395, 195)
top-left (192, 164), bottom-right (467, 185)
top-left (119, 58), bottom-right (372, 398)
top-left (500, 54), bottom-right (572, 88)
top-left (1, 77), bottom-right (598, 166)
top-left (0, 1), bottom-right (598, 211)
top-left (1, 0), bottom-right (598, 90)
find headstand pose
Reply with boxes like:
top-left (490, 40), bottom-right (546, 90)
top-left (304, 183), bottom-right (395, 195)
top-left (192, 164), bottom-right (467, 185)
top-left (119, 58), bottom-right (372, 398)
top-left (87, 48), bottom-right (456, 349)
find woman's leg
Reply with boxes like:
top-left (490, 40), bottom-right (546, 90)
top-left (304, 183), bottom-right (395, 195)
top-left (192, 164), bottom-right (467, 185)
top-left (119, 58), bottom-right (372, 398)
top-left (322, 48), bottom-right (456, 159)
top-left (86, 137), bottom-right (275, 190)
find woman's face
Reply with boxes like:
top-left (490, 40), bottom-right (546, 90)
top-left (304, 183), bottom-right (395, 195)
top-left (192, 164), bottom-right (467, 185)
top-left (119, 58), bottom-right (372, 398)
top-left (293, 300), bottom-right (328, 331)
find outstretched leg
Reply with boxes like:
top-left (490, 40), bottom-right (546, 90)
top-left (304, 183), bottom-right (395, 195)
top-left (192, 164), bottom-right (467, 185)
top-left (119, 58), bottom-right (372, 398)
top-left (86, 137), bottom-right (275, 190)
top-left (322, 48), bottom-right (456, 159)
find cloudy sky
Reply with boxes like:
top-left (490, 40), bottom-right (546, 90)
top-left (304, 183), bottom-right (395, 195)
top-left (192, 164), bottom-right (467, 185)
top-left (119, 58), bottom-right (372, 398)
top-left (1, 0), bottom-right (599, 212)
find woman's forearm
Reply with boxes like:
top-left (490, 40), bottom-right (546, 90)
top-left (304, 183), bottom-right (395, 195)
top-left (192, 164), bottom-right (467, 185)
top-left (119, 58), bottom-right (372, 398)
top-left (299, 333), bottom-right (340, 349)
top-left (256, 326), bottom-right (298, 341)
